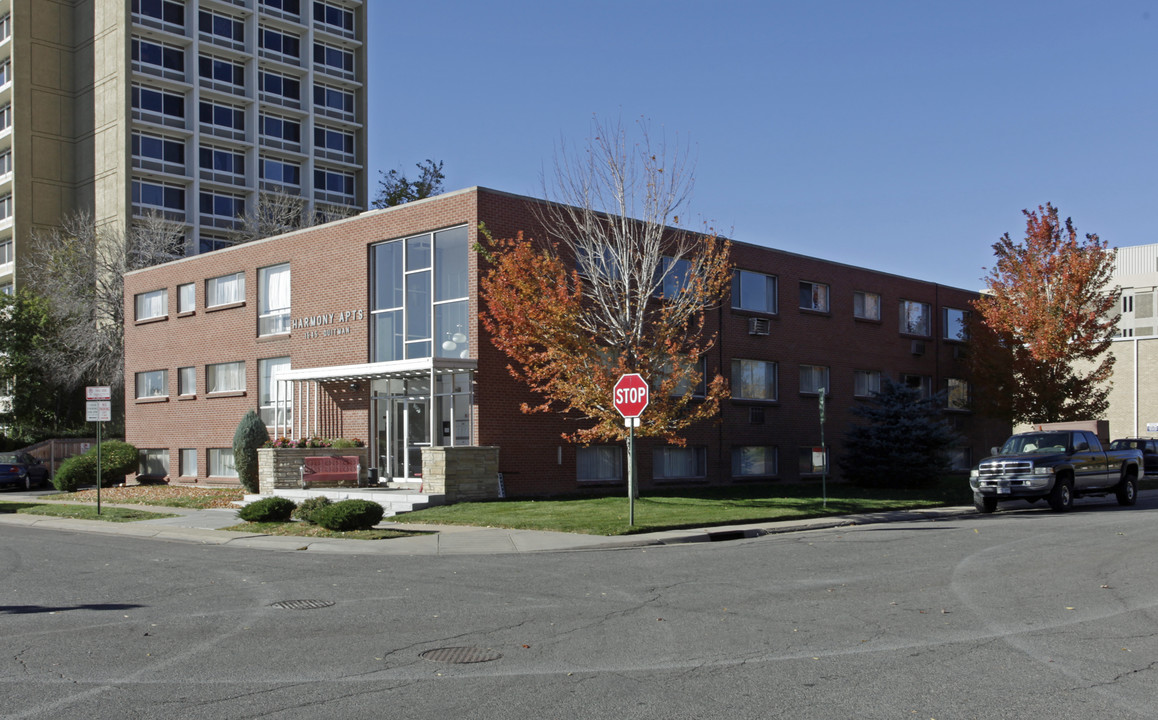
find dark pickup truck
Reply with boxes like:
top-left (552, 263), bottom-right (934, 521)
top-left (969, 429), bottom-right (1141, 513)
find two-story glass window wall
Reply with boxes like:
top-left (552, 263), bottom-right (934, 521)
top-left (371, 226), bottom-right (469, 362)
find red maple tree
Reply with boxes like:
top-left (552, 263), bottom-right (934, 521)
top-left (970, 204), bottom-right (1118, 423)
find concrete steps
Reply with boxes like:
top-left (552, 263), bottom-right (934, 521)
top-left (238, 487), bottom-right (444, 517)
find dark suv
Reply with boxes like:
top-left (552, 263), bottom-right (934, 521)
top-left (1109, 438), bottom-right (1158, 476)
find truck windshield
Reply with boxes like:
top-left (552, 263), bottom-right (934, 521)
top-left (999, 433), bottom-right (1068, 454)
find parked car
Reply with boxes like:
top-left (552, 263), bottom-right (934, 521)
top-left (969, 429), bottom-right (1141, 513)
top-left (1109, 438), bottom-right (1158, 476)
top-left (0, 452), bottom-right (51, 490)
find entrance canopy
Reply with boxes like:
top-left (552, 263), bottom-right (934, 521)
top-left (275, 357), bottom-right (477, 384)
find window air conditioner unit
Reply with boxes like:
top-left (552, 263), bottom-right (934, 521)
top-left (749, 317), bottom-right (771, 336)
top-left (911, 340), bottom-right (926, 356)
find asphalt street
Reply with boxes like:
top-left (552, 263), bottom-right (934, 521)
top-left (2, 492), bottom-right (1157, 719)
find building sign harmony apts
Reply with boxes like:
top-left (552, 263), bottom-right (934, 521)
top-left (293, 309), bottom-right (365, 340)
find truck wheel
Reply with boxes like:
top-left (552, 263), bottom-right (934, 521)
top-left (974, 495), bottom-right (997, 514)
top-left (1116, 474), bottom-right (1138, 506)
top-left (1048, 476), bottom-right (1074, 512)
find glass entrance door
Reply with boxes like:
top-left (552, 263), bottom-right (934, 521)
top-left (391, 397), bottom-right (429, 480)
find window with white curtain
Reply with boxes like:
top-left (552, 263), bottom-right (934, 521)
top-left (178, 366), bottom-right (196, 395)
top-left (207, 271), bottom-right (244, 307)
top-left (799, 364), bottom-right (830, 395)
top-left (138, 449), bottom-right (169, 476)
top-left (135, 289), bottom-right (168, 320)
top-left (653, 446), bottom-right (707, 479)
top-left (135, 369), bottom-right (168, 398)
top-left (259, 356), bottom-right (291, 425)
top-left (179, 448), bottom-right (197, 477)
top-left (258, 264), bottom-right (290, 335)
top-left (576, 446), bottom-right (622, 482)
top-left (854, 370), bottom-right (881, 397)
top-left (854, 291), bottom-right (881, 320)
top-left (207, 361), bottom-right (245, 393)
top-left (208, 448), bottom-right (237, 477)
top-left (900, 300), bottom-right (931, 336)
top-left (178, 283), bottom-right (195, 312)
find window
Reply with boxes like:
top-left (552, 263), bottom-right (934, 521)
top-left (200, 191), bottom-right (244, 222)
top-left (199, 146), bottom-right (245, 176)
top-left (0, 240), bottom-right (12, 266)
top-left (259, 357), bottom-right (291, 426)
top-left (313, 42), bottom-right (353, 74)
top-left (258, 264), bottom-right (291, 335)
top-left (260, 0), bottom-right (300, 15)
top-left (314, 84), bottom-right (354, 115)
top-left (799, 281), bottom-right (830, 312)
top-left (0, 194), bottom-right (12, 221)
top-left (315, 168), bottom-right (355, 198)
top-left (0, 282), bottom-right (12, 296)
top-left (902, 374), bottom-right (933, 399)
top-left (132, 0), bottom-right (185, 28)
top-left (208, 448), bottom-right (237, 478)
top-left (199, 100), bottom-right (245, 131)
top-left (948, 447), bottom-right (972, 471)
top-left (315, 125), bottom-right (354, 155)
top-left (653, 446), bottom-right (707, 480)
top-left (177, 283), bottom-right (195, 313)
top-left (207, 272), bottom-right (244, 307)
top-left (259, 27), bottom-right (301, 58)
top-left (314, 1), bottom-right (354, 32)
top-left (132, 180), bottom-right (185, 212)
top-left (139, 449), bottom-right (169, 477)
top-left (854, 291), bottom-right (880, 321)
top-left (799, 364), bottom-right (829, 395)
top-left (199, 10), bottom-right (243, 43)
top-left (371, 227), bottom-right (469, 362)
top-left (260, 70), bottom-right (301, 101)
top-left (657, 256), bottom-right (691, 298)
top-left (132, 85), bottom-right (185, 121)
top-left (179, 448), bottom-right (197, 477)
top-left (135, 289), bottom-right (168, 320)
top-left (199, 55), bottom-right (245, 88)
top-left (1123, 294), bottom-right (1134, 313)
top-left (947, 378), bottom-right (970, 410)
top-left (260, 158), bottom-right (301, 186)
top-left (731, 359), bottom-right (777, 401)
top-left (662, 356), bottom-right (707, 397)
top-left (0, 59), bottom-right (9, 86)
top-left (900, 300), bottom-right (931, 336)
top-left (207, 361), bottom-right (245, 393)
top-left (854, 370), bottom-right (881, 397)
top-left (732, 446), bottom-right (778, 478)
top-left (799, 446), bottom-right (827, 475)
top-left (732, 269), bottom-right (777, 313)
top-left (944, 307), bottom-right (969, 341)
top-left (132, 132), bottom-right (185, 169)
top-left (132, 37), bottom-right (184, 74)
top-left (0, 149), bottom-right (10, 176)
top-left (260, 114), bottom-right (301, 143)
top-left (200, 235), bottom-right (233, 254)
top-left (577, 446), bottom-right (621, 482)
top-left (178, 366), bottom-right (196, 396)
top-left (136, 369), bottom-right (168, 398)
top-left (0, 14), bottom-right (10, 43)
top-left (0, 104), bottom-right (10, 131)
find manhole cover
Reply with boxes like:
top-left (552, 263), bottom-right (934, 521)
top-left (421, 647), bottom-right (503, 664)
top-left (268, 599), bottom-right (335, 610)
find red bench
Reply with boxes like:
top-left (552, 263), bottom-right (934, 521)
top-left (299, 456), bottom-right (361, 488)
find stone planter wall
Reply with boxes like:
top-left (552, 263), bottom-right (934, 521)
top-left (420, 446), bottom-right (500, 503)
top-left (258, 447), bottom-right (369, 493)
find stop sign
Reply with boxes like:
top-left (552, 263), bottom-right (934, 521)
top-left (613, 373), bottom-right (650, 418)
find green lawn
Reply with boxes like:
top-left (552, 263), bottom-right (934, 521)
top-left (393, 478), bottom-right (978, 535)
top-left (0, 501), bottom-right (178, 523)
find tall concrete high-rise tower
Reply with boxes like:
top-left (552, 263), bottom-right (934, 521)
top-left (0, 0), bottom-right (368, 297)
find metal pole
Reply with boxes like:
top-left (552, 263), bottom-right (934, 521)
top-left (96, 420), bottom-right (102, 515)
top-left (628, 420), bottom-right (635, 526)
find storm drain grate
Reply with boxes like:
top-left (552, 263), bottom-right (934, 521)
top-left (268, 599), bottom-right (335, 610)
top-left (421, 647), bottom-right (503, 664)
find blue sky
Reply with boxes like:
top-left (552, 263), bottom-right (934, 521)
top-left (366, 1), bottom-right (1157, 292)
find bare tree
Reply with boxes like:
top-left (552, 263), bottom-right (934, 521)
top-left (229, 190), bottom-right (355, 245)
top-left (24, 210), bottom-right (184, 394)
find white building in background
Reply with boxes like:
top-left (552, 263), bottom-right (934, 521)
top-left (0, 0), bottom-right (368, 298)
top-left (1104, 243), bottom-right (1158, 437)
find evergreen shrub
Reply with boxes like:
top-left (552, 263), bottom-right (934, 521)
top-left (314, 499), bottom-right (384, 531)
top-left (238, 496), bottom-right (297, 523)
top-left (292, 495), bottom-right (333, 524)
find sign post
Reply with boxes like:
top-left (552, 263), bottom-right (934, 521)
top-left (818, 388), bottom-right (827, 509)
top-left (86, 386), bottom-right (111, 515)
top-left (613, 373), bottom-right (649, 526)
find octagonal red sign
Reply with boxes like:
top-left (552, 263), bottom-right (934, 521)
top-left (613, 373), bottom-right (650, 418)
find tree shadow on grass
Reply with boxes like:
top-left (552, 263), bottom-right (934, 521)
top-left (0, 503), bottom-right (42, 513)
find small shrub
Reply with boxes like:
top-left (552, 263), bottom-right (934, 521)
top-left (329, 438), bottom-right (357, 449)
top-left (238, 496), bottom-right (296, 523)
top-left (292, 495), bottom-right (333, 524)
top-left (314, 499), bottom-right (384, 531)
top-left (53, 453), bottom-right (97, 493)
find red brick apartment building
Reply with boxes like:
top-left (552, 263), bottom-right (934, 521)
top-left (123, 186), bottom-right (1009, 496)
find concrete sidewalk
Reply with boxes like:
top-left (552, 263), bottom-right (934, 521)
top-left (0, 489), bottom-right (982, 554)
